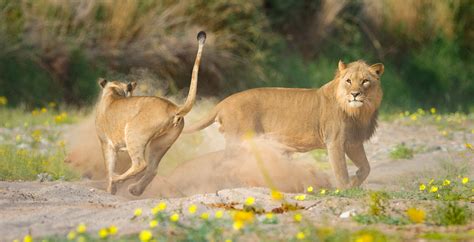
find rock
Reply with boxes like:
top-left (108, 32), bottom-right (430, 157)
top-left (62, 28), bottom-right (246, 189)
top-left (339, 209), bottom-right (356, 218)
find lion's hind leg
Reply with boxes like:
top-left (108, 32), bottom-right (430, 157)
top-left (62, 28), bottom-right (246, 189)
top-left (113, 128), bottom-right (151, 184)
top-left (128, 122), bottom-right (184, 196)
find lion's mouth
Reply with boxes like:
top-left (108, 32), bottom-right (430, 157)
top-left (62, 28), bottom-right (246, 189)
top-left (348, 99), bottom-right (363, 108)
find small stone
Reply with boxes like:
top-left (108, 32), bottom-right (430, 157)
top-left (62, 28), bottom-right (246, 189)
top-left (339, 209), bottom-right (356, 218)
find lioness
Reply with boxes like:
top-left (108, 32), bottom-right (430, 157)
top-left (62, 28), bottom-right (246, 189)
top-left (96, 31), bottom-right (206, 196)
top-left (184, 60), bottom-right (383, 188)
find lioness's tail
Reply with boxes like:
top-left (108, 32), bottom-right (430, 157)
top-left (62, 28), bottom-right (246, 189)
top-left (175, 31), bottom-right (206, 117)
top-left (183, 108), bottom-right (218, 134)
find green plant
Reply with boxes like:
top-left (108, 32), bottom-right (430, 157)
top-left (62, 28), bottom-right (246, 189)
top-left (431, 202), bottom-right (472, 226)
top-left (389, 143), bottom-right (414, 160)
top-left (368, 191), bottom-right (390, 216)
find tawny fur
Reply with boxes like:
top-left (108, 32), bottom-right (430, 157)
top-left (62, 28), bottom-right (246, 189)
top-left (95, 31), bottom-right (206, 196)
top-left (184, 60), bottom-right (384, 188)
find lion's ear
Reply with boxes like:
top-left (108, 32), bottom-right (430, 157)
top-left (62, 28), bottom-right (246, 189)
top-left (98, 78), bottom-right (107, 88)
top-left (370, 63), bottom-right (384, 76)
top-left (338, 60), bottom-right (346, 72)
top-left (127, 81), bottom-right (137, 92)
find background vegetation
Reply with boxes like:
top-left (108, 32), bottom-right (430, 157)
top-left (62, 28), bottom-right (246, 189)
top-left (0, 0), bottom-right (472, 112)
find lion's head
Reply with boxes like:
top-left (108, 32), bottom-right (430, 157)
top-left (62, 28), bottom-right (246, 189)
top-left (335, 60), bottom-right (384, 120)
top-left (98, 78), bottom-right (137, 98)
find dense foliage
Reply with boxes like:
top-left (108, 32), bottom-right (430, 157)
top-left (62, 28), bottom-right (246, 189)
top-left (0, 0), bottom-right (472, 111)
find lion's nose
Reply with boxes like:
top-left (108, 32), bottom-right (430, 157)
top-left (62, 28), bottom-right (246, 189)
top-left (351, 92), bottom-right (361, 98)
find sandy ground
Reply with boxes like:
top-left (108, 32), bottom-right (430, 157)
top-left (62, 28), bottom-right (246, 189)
top-left (1, 118), bottom-right (473, 240)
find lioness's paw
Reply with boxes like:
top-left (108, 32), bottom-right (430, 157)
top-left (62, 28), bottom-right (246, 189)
top-left (107, 183), bottom-right (117, 195)
top-left (128, 183), bottom-right (144, 196)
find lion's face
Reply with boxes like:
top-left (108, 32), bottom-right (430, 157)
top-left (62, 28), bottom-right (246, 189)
top-left (335, 60), bottom-right (384, 117)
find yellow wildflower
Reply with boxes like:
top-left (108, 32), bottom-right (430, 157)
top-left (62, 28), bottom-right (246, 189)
top-left (16, 135), bottom-right (22, 142)
top-left (225, 240), bottom-right (232, 242)
top-left (41, 107), bottom-right (47, 113)
top-left (435, 115), bottom-right (442, 122)
top-left (429, 186), bottom-right (438, 193)
top-left (296, 231), bottom-right (305, 240)
top-left (406, 207), bottom-right (426, 223)
top-left (67, 231), bottom-right (76, 240)
top-left (265, 213), bottom-right (274, 220)
top-left (233, 220), bottom-right (244, 230)
top-left (465, 143), bottom-right (473, 150)
top-left (355, 234), bottom-right (373, 242)
top-left (23, 235), bottom-right (32, 242)
top-left (410, 114), bottom-right (418, 121)
top-left (419, 184), bottom-right (426, 191)
top-left (245, 196), bottom-right (255, 206)
top-left (307, 186), bottom-right (314, 193)
top-left (157, 202), bottom-right (167, 211)
top-left (232, 210), bottom-right (254, 230)
top-left (139, 230), bottom-right (152, 242)
top-left (76, 223), bottom-right (87, 233)
top-left (335, 189), bottom-right (340, 194)
top-left (320, 189), bottom-right (327, 195)
top-left (13, 240), bottom-right (19, 242)
top-left (31, 130), bottom-right (42, 142)
top-left (215, 210), bottom-right (224, 219)
top-left (430, 107), bottom-right (436, 114)
top-left (443, 179), bottom-right (451, 186)
top-left (294, 194), bottom-right (306, 201)
top-left (134, 208), bottom-right (142, 217)
top-left (294, 213), bottom-right (302, 222)
top-left (441, 130), bottom-right (448, 136)
top-left (32, 109), bottom-right (39, 116)
top-left (170, 213), bottom-right (179, 222)
top-left (0, 96), bottom-right (7, 105)
top-left (108, 225), bottom-right (118, 235)
top-left (271, 190), bottom-right (284, 200)
top-left (98, 228), bottom-right (108, 239)
top-left (200, 212), bottom-right (209, 220)
top-left (188, 204), bottom-right (197, 214)
top-left (462, 177), bottom-right (469, 184)
top-left (149, 220), bottom-right (158, 228)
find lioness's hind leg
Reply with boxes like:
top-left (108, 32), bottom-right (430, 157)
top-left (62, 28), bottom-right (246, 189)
top-left (113, 133), bottom-right (149, 184)
top-left (346, 143), bottom-right (370, 187)
top-left (128, 123), bottom-right (184, 196)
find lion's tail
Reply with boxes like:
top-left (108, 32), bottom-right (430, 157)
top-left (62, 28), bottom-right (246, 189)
top-left (175, 31), bottom-right (206, 117)
top-left (183, 108), bottom-right (218, 134)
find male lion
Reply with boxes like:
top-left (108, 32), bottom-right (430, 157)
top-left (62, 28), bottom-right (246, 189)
top-left (184, 60), bottom-right (384, 188)
top-left (96, 31), bottom-right (206, 196)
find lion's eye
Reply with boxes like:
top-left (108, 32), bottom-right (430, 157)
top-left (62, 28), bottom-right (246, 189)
top-left (346, 79), bottom-right (351, 85)
top-left (362, 79), bottom-right (370, 86)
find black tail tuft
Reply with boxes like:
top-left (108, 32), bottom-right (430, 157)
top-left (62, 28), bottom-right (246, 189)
top-left (197, 31), bottom-right (206, 44)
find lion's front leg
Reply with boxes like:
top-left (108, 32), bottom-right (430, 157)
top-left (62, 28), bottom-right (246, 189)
top-left (327, 142), bottom-right (350, 188)
top-left (345, 143), bottom-right (370, 187)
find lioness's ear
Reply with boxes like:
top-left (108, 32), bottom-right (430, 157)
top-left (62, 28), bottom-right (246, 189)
top-left (338, 60), bottom-right (346, 72)
top-left (127, 81), bottom-right (137, 92)
top-left (370, 63), bottom-right (384, 76)
top-left (98, 78), bottom-right (107, 88)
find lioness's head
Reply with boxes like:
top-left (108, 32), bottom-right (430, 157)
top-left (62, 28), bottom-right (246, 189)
top-left (98, 78), bottom-right (137, 97)
top-left (335, 60), bottom-right (384, 117)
